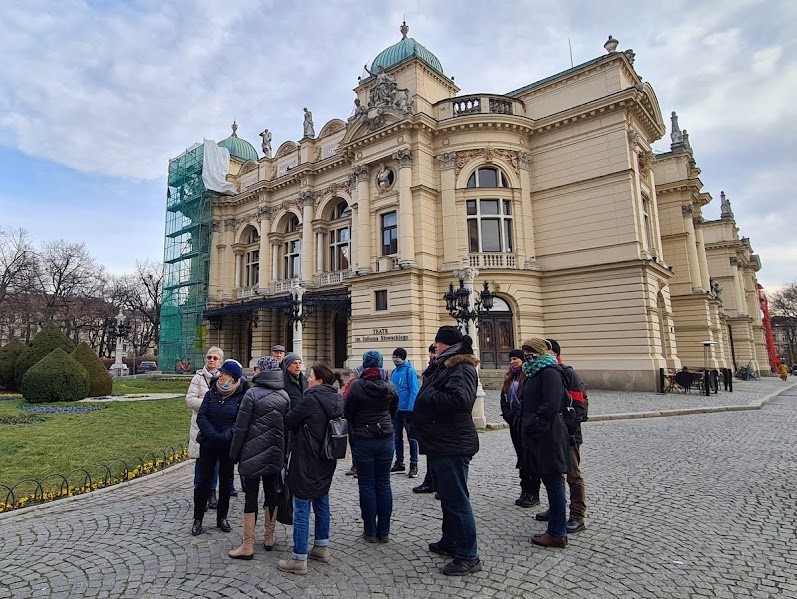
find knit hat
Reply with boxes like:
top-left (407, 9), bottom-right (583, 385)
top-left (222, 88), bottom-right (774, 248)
top-left (283, 353), bottom-right (302, 369)
top-left (219, 359), bottom-right (243, 381)
top-left (509, 349), bottom-right (525, 361)
top-left (362, 350), bottom-right (383, 369)
top-left (434, 325), bottom-right (463, 346)
top-left (271, 344), bottom-right (286, 353)
top-left (545, 338), bottom-right (561, 357)
top-left (521, 337), bottom-right (550, 355)
top-left (392, 347), bottom-right (407, 360)
top-left (256, 356), bottom-right (281, 371)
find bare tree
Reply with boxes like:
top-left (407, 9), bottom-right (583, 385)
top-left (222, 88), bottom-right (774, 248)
top-left (0, 226), bottom-right (37, 307)
top-left (114, 260), bottom-right (163, 355)
top-left (771, 282), bottom-right (797, 364)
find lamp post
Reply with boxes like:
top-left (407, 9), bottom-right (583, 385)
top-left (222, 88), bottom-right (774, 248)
top-left (443, 263), bottom-right (496, 428)
top-left (289, 280), bottom-right (306, 365)
top-left (106, 309), bottom-right (131, 378)
top-left (702, 340), bottom-right (717, 396)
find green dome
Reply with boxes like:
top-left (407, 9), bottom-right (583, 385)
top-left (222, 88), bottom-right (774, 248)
top-left (370, 22), bottom-right (444, 76)
top-left (218, 121), bottom-right (258, 162)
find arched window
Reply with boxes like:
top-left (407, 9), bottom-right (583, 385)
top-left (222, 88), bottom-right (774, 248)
top-left (329, 200), bottom-right (350, 271)
top-left (283, 215), bottom-right (301, 278)
top-left (467, 167), bottom-right (508, 188)
top-left (466, 199), bottom-right (513, 253)
top-left (241, 226), bottom-right (259, 287)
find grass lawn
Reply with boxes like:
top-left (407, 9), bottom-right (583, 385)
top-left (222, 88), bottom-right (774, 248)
top-left (0, 377), bottom-right (192, 490)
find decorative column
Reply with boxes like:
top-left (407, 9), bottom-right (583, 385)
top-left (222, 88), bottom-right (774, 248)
top-left (732, 258), bottom-right (746, 315)
top-left (224, 218), bottom-right (238, 294)
top-left (211, 220), bottom-right (224, 298)
top-left (517, 151), bottom-right (539, 269)
top-left (437, 152), bottom-right (458, 269)
top-left (316, 229), bottom-right (325, 273)
top-left (693, 217), bottom-right (711, 293)
top-left (257, 205), bottom-right (272, 288)
top-left (233, 250), bottom-right (243, 289)
top-left (393, 148), bottom-right (416, 268)
top-left (270, 236), bottom-right (280, 281)
top-left (291, 281), bottom-right (305, 362)
top-left (454, 260), bottom-right (486, 429)
top-left (353, 164), bottom-right (372, 274)
top-left (300, 191), bottom-right (314, 285)
top-left (681, 205), bottom-right (703, 292)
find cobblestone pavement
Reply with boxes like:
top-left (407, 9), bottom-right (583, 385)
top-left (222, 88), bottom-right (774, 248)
top-left (1, 386), bottom-right (795, 598)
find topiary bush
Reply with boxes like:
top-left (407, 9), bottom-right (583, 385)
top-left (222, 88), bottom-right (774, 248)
top-left (14, 326), bottom-right (74, 388)
top-left (71, 342), bottom-right (112, 397)
top-left (20, 348), bottom-right (90, 403)
top-left (0, 339), bottom-right (27, 390)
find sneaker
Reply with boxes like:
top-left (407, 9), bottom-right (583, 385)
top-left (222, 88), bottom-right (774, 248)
top-left (441, 557), bottom-right (482, 576)
top-left (565, 519), bottom-right (585, 534)
top-left (390, 462), bottom-right (406, 473)
top-left (408, 464), bottom-right (419, 478)
top-left (428, 542), bottom-right (454, 556)
top-left (535, 509), bottom-right (551, 522)
top-left (412, 483), bottom-right (435, 494)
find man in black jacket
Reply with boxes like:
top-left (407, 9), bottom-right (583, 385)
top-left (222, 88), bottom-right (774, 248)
top-left (283, 353), bottom-right (307, 408)
top-left (412, 326), bottom-right (482, 576)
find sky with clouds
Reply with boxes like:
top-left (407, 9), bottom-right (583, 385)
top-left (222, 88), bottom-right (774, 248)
top-left (0, 0), bottom-right (794, 290)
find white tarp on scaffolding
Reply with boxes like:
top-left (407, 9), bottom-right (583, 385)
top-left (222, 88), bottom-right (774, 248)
top-left (201, 139), bottom-right (237, 194)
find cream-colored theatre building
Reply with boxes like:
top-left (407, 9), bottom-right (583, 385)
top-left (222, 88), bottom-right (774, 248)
top-left (162, 24), bottom-right (769, 391)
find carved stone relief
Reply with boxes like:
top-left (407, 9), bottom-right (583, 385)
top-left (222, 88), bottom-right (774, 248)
top-left (392, 148), bottom-right (412, 168)
top-left (224, 218), bottom-right (238, 232)
top-left (437, 152), bottom-right (456, 170)
top-left (256, 205), bottom-right (272, 221)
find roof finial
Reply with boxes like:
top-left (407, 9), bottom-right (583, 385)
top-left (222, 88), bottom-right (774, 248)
top-left (604, 35), bottom-right (619, 53)
top-left (720, 191), bottom-right (734, 220)
top-left (231, 120), bottom-right (238, 137)
top-left (670, 111), bottom-right (684, 152)
top-left (400, 19), bottom-right (409, 39)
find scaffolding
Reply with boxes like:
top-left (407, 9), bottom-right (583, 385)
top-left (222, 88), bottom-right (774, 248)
top-left (159, 144), bottom-right (213, 373)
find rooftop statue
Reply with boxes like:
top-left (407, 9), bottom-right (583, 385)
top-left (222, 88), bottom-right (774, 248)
top-left (303, 108), bottom-right (315, 138)
top-left (259, 129), bottom-right (272, 158)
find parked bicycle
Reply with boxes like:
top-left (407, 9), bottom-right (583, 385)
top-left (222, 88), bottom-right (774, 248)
top-left (735, 362), bottom-right (758, 381)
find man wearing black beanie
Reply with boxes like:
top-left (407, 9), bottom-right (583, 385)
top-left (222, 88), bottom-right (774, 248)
top-left (412, 325), bottom-right (482, 575)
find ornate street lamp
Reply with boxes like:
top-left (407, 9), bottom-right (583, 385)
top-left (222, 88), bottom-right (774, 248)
top-left (443, 278), bottom-right (496, 334)
top-left (106, 309), bottom-right (131, 378)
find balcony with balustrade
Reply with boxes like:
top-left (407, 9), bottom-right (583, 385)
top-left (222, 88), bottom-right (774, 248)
top-left (436, 95), bottom-right (526, 121)
top-left (467, 253), bottom-right (517, 269)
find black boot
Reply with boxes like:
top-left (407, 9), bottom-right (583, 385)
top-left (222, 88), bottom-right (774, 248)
top-left (217, 518), bottom-right (231, 533)
top-left (191, 518), bottom-right (203, 536)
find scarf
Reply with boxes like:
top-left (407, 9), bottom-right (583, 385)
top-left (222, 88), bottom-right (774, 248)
top-left (507, 378), bottom-right (521, 412)
top-left (521, 353), bottom-right (558, 379)
top-left (217, 378), bottom-right (241, 399)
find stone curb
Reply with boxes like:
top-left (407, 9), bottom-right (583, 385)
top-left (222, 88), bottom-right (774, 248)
top-left (484, 382), bottom-right (797, 429)
top-left (0, 459), bottom-right (194, 523)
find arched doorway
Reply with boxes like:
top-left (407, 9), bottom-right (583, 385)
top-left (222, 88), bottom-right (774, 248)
top-left (478, 297), bottom-right (514, 369)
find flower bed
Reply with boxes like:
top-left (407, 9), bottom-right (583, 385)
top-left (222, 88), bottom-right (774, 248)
top-left (0, 446), bottom-right (188, 513)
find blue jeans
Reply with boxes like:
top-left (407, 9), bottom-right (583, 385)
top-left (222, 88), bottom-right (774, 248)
top-left (194, 459), bottom-right (219, 492)
top-left (291, 495), bottom-right (330, 560)
top-left (393, 411), bottom-right (419, 465)
top-left (352, 436), bottom-right (394, 537)
top-left (429, 455), bottom-right (478, 559)
top-left (541, 474), bottom-right (567, 538)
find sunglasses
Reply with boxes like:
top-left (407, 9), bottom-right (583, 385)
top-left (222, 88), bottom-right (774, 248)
top-left (206, 356), bottom-right (220, 361)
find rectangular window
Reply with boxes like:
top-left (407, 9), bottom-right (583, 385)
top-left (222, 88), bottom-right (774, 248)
top-left (481, 219), bottom-right (501, 252)
top-left (381, 211), bottom-right (398, 256)
top-left (468, 219), bottom-right (479, 252)
top-left (284, 239), bottom-right (301, 278)
top-left (245, 249), bottom-right (259, 286)
top-left (375, 289), bottom-right (388, 311)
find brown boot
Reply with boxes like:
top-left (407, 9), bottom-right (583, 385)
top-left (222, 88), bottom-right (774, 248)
top-left (531, 532), bottom-right (567, 548)
top-left (263, 506), bottom-right (278, 551)
top-left (228, 512), bottom-right (256, 560)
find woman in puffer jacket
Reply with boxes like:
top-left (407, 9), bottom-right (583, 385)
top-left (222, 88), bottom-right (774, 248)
top-left (186, 346), bottom-right (223, 508)
top-left (228, 356), bottom-right (290, 559)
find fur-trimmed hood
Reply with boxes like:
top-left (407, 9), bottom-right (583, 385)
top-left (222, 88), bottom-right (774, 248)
top-left (443, 353), bottom-right (480, 369)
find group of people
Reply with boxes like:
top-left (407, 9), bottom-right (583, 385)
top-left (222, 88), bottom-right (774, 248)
top-left (500, 337), bottom-right (588, 547)
top-left (184, 327), bottom-right (586, 577)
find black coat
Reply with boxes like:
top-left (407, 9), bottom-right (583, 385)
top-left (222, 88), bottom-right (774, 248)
top-left (520, 365), bottom-right (571, 476)
top-left (284, 370), bottom-right (308, 407)
top-left (345, 372), bottom-right (398, 440)
top-left (412, 353), bottom-right (479, 457)
top-left (284, 384), bottom-right (344, 500)
top-left (229, 370), bottom-right (290, 478)
top-left (196, 379), bottom-right (246, 450)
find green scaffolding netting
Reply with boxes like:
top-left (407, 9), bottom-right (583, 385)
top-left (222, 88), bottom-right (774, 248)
top-left (159, 144), bottom-right (212, 373)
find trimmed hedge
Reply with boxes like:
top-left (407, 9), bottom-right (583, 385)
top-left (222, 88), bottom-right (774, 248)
top-left (20, 348), bottom-right (90, 403)
top-left (14, 326), bottom-right (74, 388)
top-left (0, 339), bottom-right (27, 390)
top-left (72, 342), bottom-right (112, 397)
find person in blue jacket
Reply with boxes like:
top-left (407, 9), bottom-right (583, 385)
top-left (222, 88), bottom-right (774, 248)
top-left (389, 347), bottom-right (420, 478)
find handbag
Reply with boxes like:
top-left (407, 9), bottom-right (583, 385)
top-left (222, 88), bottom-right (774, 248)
top-left (275, 467), bottom-right (293, 525)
